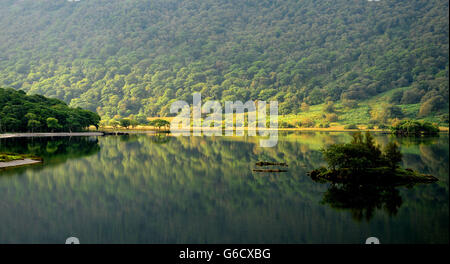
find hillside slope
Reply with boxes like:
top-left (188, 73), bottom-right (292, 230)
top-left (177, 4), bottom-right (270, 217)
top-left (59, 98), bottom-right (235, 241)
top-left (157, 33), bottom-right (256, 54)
top-left (0, 0), bottom-right (448, 121)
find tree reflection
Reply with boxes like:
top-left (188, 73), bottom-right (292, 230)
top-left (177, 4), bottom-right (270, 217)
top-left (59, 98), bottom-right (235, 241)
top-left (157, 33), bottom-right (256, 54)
top-left (0, 137), bottom-right (100, 175)
top-left (320, 183), bottom-right (403, 222)
top-left (150, 133), bottom-right (171, 144)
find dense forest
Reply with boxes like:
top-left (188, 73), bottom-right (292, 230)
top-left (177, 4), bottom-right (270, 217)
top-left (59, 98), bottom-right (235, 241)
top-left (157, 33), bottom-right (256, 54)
top-left (0, 0), bottom-right (448, 121)
top-left (0, 88), bottom-right (100, 132)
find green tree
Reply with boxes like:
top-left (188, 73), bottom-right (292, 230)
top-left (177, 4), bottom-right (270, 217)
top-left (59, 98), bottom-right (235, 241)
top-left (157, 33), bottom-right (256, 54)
top-left (383, 142), bottom-right (403, 170)
top-left (119, 119), bottom-right (132, 129)
top-left (149, 119), bottom-right (171, 130)
top-left (135, 114), bottom-right (148, 125)
top-left (324, 101), bottom-right (335, 113)
top-left (27, 119), bottom-right (41, 133)
top-left (130, 119), bottom-right (139, 128)
top-left (109, 120), bottom-right (120, 130)
top-left (46, 118), bottom-right (61, 132)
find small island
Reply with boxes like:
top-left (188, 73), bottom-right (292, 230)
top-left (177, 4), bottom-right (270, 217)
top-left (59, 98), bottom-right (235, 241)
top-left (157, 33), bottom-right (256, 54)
top-left (309, 132), bottom-right (438, 185)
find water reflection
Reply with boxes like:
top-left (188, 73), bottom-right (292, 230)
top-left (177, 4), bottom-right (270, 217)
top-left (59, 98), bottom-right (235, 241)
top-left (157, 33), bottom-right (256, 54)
top-left (320, 183), bottom-right (403, 222)
top-left (0, 132), bottom-right (447, 243)
top-left (0, 137), bottom-right (100, 175)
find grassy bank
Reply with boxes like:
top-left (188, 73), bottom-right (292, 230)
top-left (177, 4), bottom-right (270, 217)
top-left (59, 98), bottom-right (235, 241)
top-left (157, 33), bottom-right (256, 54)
top-left (99, 88), bottom-right (449, 132)
top-left (0, 153), bottom-right (42, 162)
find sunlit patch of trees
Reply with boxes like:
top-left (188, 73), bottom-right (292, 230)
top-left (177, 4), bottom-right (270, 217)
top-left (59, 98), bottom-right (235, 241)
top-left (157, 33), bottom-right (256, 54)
top-left (322, 132), bottom-right (402, 172)
top-left (390, 120), bottom-right (440, 135)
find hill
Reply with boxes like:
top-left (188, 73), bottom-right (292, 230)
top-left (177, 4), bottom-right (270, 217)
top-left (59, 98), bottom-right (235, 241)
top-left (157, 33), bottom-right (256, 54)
top-left (0, 0), bottom-right (448, 124)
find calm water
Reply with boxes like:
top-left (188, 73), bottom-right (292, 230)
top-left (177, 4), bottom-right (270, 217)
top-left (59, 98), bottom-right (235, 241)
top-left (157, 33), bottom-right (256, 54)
top-left (0, 132), bottom-right (448, 244)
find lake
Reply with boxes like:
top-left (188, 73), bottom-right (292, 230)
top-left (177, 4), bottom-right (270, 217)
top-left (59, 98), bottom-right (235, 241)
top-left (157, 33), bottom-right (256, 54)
top-left (0, 132), bottom-right (448, 243)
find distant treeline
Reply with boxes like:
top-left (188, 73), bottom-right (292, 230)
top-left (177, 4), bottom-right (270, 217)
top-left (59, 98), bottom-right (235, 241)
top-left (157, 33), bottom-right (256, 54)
top-left (0, 88), bottom-right (100, 132)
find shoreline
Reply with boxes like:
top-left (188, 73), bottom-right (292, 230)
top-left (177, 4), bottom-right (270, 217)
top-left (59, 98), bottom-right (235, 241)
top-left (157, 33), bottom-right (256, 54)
top-left (1, 127), bottom-right (448, 139)
top-left (96, 126), bottom-right (449, 133)
top-left (0, 132), bottom-right (104, 139)
top-left (0, 158), bottom-right (42, 169)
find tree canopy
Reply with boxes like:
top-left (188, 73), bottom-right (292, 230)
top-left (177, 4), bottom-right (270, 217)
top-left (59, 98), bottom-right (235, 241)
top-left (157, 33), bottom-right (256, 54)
top-left (390, 120), bottom-right (440, 135)
top-left (0, 0), bottom-right (447, 119)
top-left (0, 88), bottom-right (100, 132)
top-left (322, 132), bottom-right (403, 172)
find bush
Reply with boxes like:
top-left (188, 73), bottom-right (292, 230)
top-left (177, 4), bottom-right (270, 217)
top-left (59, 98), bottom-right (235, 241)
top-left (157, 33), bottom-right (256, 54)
top-left (390, 120), bottom-right (439, 135)
top-left (367, 124), bottom-right (374, 129)
top-left (325, 113), bottom-right (338, 122)
top-left (389, 90), bottom-right (404, 104)
top-left (135, 114), bottom-right (149, 125)
top-left (299, 118), bottom-right (315, 128)
top-left (344, 124), bottom-right (358, 129)
top-left (418, 96), bottom-right (445, 117)
top-left (368, 119), bottom-right (379, 125)
top-left (324, 101), bottom-right (335, 113)
top-left (342, 99), bottom-right (358, 109)
top-left (300, 102), bottom-right (310, 112)
top-left (119, 119), bottom-right (132, 129)
top-left (279, 121), bottom-right (295, 128)
top-left (378, 124), bottom-right (388, 129)
top-left (401, 88), bottom-right (423, 104)
top-left (440, 114), bottom-right (449, 124)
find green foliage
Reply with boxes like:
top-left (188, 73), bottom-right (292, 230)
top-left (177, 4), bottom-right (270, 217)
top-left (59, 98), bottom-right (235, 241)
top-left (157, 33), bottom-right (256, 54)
top-left (0, 0), bottom-right (447, 119)
top-left (383, 142), bottom-right (403, 170)
top-left (342, 100), bottom-right (358, 109)
top-left (0, 152), bottom-right (39, 162)
top-left (130, 119), bottom-right (139, 128)
top-left (297, 118), bottom-right (315, 128)
top-left (322, 132), bottom-right (401, 172)
top-left (0, 88), bottom-right (100, 132)
top-left (135, 114), bottom-right (149, 125)
top-left (325, 113), bottom-right (338, 122)
top-left (419, 96), bottom-right (446, 117)
top-left (401, 88), bottom-right (424, 104)
top-left (324, 101), bottom-right (335, 113)
top-left (344, 124), bottom-right (358, 129)
top-left (149, 119), bottom-right (171, 130)
top-left (27, 119), bottom-right (41, 132)
top-left (300, 102), bottom-right (310, 112)
top-left (390, 120), bottom-right (439, 135)
top-left (375, 104), bottom-right (404, 123)
top-left (119, 119), bottom-right (132, 129)
top-left (46, 118), bottom-right (62, 132)
top-left (440, 114), bottom-right (449, 124)
top-left (109, 120), bottom-right (120, 129)
top-left (279, 121), bottom-right (295, 128)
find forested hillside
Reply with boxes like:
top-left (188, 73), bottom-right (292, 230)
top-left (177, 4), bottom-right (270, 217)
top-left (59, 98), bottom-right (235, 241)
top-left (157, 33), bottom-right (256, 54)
top-left (0, 0), bottom-right (448, 122)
